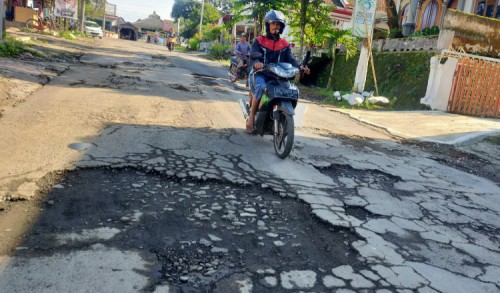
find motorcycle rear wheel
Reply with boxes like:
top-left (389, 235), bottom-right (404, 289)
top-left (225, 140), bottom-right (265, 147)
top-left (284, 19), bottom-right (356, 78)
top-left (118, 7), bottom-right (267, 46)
top-left (229, 64), bottom-right (237, 83)
top-left (273, 111), bottom-right (294, 159)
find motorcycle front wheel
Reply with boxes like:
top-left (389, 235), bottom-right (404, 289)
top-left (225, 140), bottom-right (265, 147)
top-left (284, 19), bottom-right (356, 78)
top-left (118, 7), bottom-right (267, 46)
top-left (273, 111), bottom-right (294, 159)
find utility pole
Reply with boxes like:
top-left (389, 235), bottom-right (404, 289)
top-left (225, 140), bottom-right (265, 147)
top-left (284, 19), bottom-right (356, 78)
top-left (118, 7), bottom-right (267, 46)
top-left (0, 0), bottom-right (5, 40)
top-left (102, 0), bottom-right (106, 32)
top-left (80, 0), bottom-right (85, 32)
top-left (199, 0), bottom-right (204, 35)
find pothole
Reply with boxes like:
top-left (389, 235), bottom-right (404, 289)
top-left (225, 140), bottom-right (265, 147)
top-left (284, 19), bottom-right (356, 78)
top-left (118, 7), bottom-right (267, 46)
top-left (167, 83), bottom-right (190, 91)
top-left (317, 164), bottom-right (402, 192)
top-left (191, 73), bottom-right (219, 86)
top-left (343, 206), bottom-right (378, 221)
top-left (17, 167), bottom-right (363, 291)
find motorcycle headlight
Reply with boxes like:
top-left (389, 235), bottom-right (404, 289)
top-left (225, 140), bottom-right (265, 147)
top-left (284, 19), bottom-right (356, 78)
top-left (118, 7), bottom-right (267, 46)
top-left (269, 65), bottom-right (300, 78)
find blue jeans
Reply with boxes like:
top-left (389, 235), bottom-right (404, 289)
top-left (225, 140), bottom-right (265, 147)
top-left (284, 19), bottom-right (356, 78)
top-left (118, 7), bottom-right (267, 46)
top-left (250, 74), bottom-right (267, 100)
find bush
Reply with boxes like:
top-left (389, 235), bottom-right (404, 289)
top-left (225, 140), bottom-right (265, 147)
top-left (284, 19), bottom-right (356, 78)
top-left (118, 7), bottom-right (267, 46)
top-left (389, 28), bottom-right (404, 39)
top-left (203, 24), bottom-right (222, 42)
top-left (189, 38), bottom-right (200, 50)
top-left (57, 31), bottom-right (77, 40)
top-left (0, 37), bottom-right (28, 57)
top-left (409, 26), bottom-right (440, 37)
top-left (209, 43), bottom-right (231, 60)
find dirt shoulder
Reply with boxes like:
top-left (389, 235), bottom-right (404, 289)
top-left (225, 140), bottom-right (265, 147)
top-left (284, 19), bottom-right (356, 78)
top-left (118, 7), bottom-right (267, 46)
top-left (0, 28), bottom-right (94, 117)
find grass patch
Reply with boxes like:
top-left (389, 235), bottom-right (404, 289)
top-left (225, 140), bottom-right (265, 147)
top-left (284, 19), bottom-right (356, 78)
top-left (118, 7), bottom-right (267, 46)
top-left (175, 45), bottom-right (188, 53)
top-left (316, 51), bottom-right (435, 110)
top-left (0, 36), bottom-right (30, 57)
top-left (57, 31), bottom-right (77, 40)
top-left (299, 85), bottom-right (398, 110)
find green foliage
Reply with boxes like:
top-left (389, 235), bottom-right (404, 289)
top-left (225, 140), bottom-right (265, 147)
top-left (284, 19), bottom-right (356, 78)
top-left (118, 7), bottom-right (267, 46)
top-left (337, 33), bottom-right (358, 60)
top-left (317, 55), bottom-right (358, 90)
top-left (409, 26), bottom-right (439, 37)
top-left (85, 0), bottom-right (105, 19)
top-left (206, 0), bottom-right (233, 14)
top-left (232, 0), bottom-right (295, 35)
top-left (203, 24), bottom-right (222, 42)
top-left (315, 91), bottom-right (397, 110)
top-left (174, 0), bottom-right (221, 39)
top-left (0, 37), bottom-right (28, 57)
top-left (289, 1), bottom-right (334, 47)
top-left (389, 28), bottom-right (404, 38)
top-left (176, 45), bottom-right (188, 53)
top-left (316, 51), bottom-right (434, 110)
top-left (57, 31), bottom-right (77, 40)
top-left (172, 0), bottom-right (199, 20)
top-left (208, 43), bottom-right (231, 59)
top-left (373, 30), bottom-right (389, 40)
top-left (189, 37), bottom-right (200, 50)
top-left (71, 31), bottom-right (88, 38)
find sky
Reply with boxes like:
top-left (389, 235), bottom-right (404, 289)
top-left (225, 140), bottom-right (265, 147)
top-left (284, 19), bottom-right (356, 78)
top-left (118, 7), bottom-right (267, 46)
top-left (112, 0), bottom-right (176, 22)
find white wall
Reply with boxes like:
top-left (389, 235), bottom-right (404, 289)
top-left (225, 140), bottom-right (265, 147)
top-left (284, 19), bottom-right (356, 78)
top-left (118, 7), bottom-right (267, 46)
top-left (421, 56), bottom-right (459, 111)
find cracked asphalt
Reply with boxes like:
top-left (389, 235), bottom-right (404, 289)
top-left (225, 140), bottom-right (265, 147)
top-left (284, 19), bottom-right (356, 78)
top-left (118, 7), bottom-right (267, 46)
top-left (0, 37), bottom-right (499, 293)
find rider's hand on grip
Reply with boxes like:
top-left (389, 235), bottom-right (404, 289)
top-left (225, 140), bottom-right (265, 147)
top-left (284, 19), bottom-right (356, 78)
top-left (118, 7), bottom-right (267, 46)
top-left (254, 62), bottom-right (264, 70)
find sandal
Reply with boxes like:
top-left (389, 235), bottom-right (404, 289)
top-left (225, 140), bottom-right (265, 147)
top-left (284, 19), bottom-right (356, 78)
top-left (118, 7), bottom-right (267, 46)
top-left (245, 123), bottom-right (255, 134)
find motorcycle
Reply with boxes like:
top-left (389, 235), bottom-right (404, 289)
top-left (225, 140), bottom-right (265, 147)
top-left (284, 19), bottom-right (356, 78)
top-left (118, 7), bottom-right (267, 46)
top-left (228, 54), bottom-right (250, 85)
top-left (167, 37), bottom-right (176, 52)
top-left (239, 51), bottom-right (311, 159)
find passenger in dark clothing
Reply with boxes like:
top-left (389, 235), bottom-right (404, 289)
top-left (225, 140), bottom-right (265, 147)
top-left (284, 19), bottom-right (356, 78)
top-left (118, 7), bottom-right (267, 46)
top-left (246, 10), bottom-right (310, 133)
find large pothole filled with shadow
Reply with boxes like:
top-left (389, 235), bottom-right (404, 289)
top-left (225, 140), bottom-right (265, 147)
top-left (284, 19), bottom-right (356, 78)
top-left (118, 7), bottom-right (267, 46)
top-left (16, 168), bottom-right (363, 291)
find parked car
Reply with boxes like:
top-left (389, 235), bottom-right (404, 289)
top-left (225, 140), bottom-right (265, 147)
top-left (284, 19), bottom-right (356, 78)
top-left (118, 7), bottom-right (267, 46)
top-left (84, 21), bottom-right (103, 39)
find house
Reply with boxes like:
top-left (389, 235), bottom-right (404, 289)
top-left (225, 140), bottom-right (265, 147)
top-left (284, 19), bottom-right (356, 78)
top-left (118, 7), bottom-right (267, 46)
top-left (113, 17), bottom-right (139, 41)
top-left (162, 20), bottom-right (177, 35)
top-left (133, 11), bottom-right (165, 34)
top-left (399, 0), bottom-right (499, 35)
top-left (326, 0), bottom-right (390, 33)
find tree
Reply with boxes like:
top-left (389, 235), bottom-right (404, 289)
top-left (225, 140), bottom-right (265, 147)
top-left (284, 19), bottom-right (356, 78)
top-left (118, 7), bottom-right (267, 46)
top-left (171, 0), bottom-right (198, 20)
top-left (232, 0), bottom-right (294, 37)
top-left (325, 30), bottom-right (358, 89)
top-left (298, 0), bottom-right (309, 60)
top-left (289, 1), bottom-right (333, 49)
top-left (384, 0), bottom-right (400, 29)
top-left (172, 0), bottom-right (221, 39)
top-left (84, 0), bottom-right (105, 19)
top-left (206, 0), bottom-right (234, 13)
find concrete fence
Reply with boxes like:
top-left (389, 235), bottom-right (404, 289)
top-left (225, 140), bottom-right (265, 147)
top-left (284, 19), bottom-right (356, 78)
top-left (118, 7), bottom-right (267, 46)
top-left (372, 37), bottom-right (439, 52)
top-left (421, 50), bottom-right (500, 118)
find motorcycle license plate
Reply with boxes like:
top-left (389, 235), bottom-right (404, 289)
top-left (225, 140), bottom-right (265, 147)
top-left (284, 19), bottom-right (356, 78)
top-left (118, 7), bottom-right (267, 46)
top-left (274, 88), bottom-right (298, 98)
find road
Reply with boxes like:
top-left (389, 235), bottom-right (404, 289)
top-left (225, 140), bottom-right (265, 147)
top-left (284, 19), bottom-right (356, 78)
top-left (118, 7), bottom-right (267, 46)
top-left (0, 38), bottom-right (499, 292)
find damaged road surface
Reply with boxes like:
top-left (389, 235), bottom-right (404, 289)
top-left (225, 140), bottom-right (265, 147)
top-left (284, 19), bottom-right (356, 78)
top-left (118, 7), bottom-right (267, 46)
top-left (1, 38), bottom-right (499, 292)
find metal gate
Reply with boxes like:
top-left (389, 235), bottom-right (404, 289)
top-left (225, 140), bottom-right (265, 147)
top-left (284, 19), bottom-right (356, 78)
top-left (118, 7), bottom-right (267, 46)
top-left (447, 52), bottom-right (500, 119)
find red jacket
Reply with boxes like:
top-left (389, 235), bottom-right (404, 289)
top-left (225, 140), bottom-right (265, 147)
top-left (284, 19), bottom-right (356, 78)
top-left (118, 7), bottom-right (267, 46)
top-left (251, 35), bottom-right (300, 69)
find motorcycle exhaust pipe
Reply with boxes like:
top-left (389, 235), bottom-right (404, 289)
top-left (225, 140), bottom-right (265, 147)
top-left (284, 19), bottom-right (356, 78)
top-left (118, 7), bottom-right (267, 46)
top-left (239, 99), bottom-right (249, 119)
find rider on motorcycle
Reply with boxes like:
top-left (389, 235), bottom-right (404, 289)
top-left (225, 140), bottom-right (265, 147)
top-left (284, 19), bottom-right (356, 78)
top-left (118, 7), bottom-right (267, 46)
top-left (246, 10), bottom-right (310, 133)
top-left (234, 33), bottom-right (250, 77)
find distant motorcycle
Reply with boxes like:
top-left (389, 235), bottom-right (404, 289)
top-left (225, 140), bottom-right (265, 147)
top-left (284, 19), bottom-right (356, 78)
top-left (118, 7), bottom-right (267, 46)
top-left (167, 38), bottom-right (176, 52)
top-left (239, 51), bottom-right (311, 159)
top-left (228, 54), bottom-right (250, 85)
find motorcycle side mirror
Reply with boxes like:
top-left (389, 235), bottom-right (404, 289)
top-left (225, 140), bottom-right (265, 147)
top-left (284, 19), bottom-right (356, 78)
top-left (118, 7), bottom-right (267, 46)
top-left (250, 52), bottom-right (262, 60)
